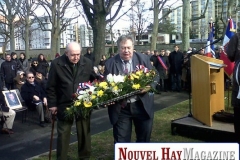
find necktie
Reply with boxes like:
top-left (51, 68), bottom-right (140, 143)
top-left (124, 60), bottom-right (130, 74)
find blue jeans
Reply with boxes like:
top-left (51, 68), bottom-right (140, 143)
top-left (171, 73), bottom-right (181, 91)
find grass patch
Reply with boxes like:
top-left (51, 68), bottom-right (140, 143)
top-left (34, 91), bottom-right (233, 160)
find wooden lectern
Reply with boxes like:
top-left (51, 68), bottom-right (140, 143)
top-left (191, 55), bottom-right (225, 127)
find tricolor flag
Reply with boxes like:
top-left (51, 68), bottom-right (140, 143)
top-left (205, 22), bottom-right (215, 58)
top-left (220, 18), bottom-right (236, 78)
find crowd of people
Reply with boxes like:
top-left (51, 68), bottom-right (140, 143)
top-left (0, 35), bottom-right (239, 159)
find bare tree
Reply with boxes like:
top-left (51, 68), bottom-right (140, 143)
top-left (18, 0), bottom-right (39, 59)
top-left (150, 0), bottom-right (181, 51)
top-left (218, 0), bottom-right (236, 35)
top-left (78, 0), bottom-right (129, 66)
top-left (181, 0), bottom-right (209, 51)
top-left (128, 1), bottom-right (151, 45)
top-left (0, 0), bottom-right (22, 53)
top-left (34, 0), bottom-right (80, 59)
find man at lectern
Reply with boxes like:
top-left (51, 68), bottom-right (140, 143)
top-left (226, 33), bottom-right (240, 144)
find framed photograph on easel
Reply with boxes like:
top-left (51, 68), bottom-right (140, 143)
top-left (2, 90), bottom-right (22, 109)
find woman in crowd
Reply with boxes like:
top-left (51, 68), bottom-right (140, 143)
top-left (19, 52), bottom-right (30, 73)
top-left (37, 53), bottom-right (49, 77)
top-left (29, 58), bottom-right (39, 76)
top-left (99, 55), bottom-right (106, 67)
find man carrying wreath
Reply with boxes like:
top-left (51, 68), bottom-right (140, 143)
top-left (47, 42), bottom-right (97, 160)
top-left (104, 35), bottom-right (157, 143)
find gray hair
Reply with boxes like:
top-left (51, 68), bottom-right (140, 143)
top-left (65, 42), bottom-right (82, 53)
top-left (117, 35), bottom-right (135, 49)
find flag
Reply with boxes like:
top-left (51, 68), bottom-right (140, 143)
top-left (205, 22), bottom-right (215, 58)
top-left (220, 18), bottom-right (236, 78)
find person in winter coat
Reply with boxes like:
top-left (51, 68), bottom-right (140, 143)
top-left (37, 53), bottom-right (49, 77)
top-left (226, 33), bottom-right (240, 143)
top-left (29, 58), bottom-right (40, 76)
top-left (1, 54), bottom-right (17, 90)
top-left (10, 52), bottom-right (21, 71)
top-left (13, 71), bottom-right (25, 91)
top-left (47, 42), bottom-right (98, 159)
top-left (34, 68), bottom-right (47, 94)
top-left (21, 71), bottom-right (47, 127)
top-left (19, 52), bottom-right (30, 73)
top-left (169, 45), bottom-right (184, 92)
top-left (84, 47), bottom-right (95, 66)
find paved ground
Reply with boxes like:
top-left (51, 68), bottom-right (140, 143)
top-left (0, 91), bottom-right (189, 160)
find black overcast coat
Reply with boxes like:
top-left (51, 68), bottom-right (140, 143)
top-left (46, 54), bottom-right (97, 120)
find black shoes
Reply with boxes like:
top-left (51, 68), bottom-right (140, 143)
top-left (39, 121), bottom-right (46, 127)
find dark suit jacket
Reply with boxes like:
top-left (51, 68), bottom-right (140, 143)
top-left (104, 52), bottom-right (156, 125)
top-left (46, 54), bottom-right (97, 120)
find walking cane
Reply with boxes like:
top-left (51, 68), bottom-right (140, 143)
top-left (49, 113), bottom-right (56, 160)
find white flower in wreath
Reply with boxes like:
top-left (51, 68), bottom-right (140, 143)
top-left (106, 74), bottom-right (114, 83)
top-left (77, 90), bottom-right (89, 100)
top-left (88, 86), bottom-right (96, 93)
top-left (113, 74), bottom-right (125, 83)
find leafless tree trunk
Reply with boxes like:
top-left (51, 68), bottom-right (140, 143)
top-left (79, 0), bottom-right (126, 66)
top-left (0, 0), bottom-right (22, 53)
top-left (150, 0), bottom-right (180, 51)
top-left (18, 0), bottom-right (38, 59)
top-left (35, 0), bottom-right (79, 60)
top-left (182, 0), bottom-right (209, 51)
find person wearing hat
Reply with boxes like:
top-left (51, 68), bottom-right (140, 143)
top-left (13, 71), bottom-right (26, 91)
top-left (35, 68), bottom-right (47, 93)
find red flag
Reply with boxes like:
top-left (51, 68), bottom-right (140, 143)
top-left (220, 52), bottom-right (234, 77)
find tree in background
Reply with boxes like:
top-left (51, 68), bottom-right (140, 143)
top-left (182, 0), bottom-right (209, 51)
top-left (158, 18), bottom-right (176, 34)
top-left (150, 0), bottom-right (181, 51)
top-left (77, 0), bottom-right (129, 66)
top-left (215, 0), bottom-right (236, 36)
top-left (34, 0), bottom-right (79, 59)
top-left (18, 0), bottom-right (39, 59)
top-left (127, 1), bottom-right (151, 45)
top-left (0, 0), bottom-right (22, 53)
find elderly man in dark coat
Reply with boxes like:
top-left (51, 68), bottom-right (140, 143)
top-left (47, 42), bottom-right (97, 160)
top-left (21, 72), bottom-right (47, 127)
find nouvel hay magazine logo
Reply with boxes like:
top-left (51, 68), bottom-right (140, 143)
top-left (115, 143), bottom-right (239, 160)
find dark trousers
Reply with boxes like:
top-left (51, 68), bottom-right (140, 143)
top-left (234, 107), bottom-right (240, 143)
top-left (159, 79), bottom-right (168, 91)
top-left (171, 73), bottom-right (181, 91)
top-left (113, 100), bottom-right (153, 142)
top-left (57, 118), bottom-right (91, 160)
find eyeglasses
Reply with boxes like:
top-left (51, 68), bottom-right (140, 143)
top-left (33, 62), bottom-right (38, 64)
top-left (28, 77), bottom-right (34, 79)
